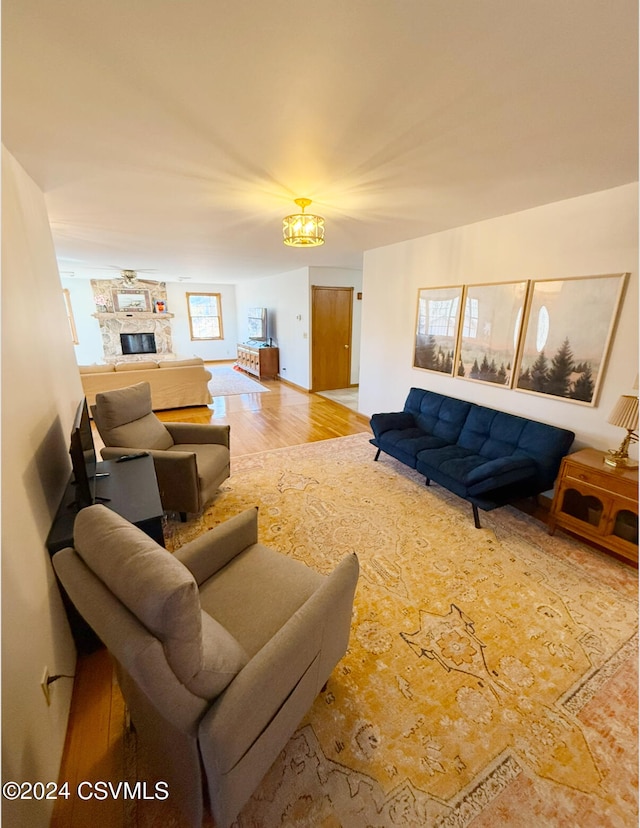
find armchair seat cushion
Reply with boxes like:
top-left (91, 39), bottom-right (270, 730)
top-left (199, 544), bottom-right (325, 658)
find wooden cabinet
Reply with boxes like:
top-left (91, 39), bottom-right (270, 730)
top-left (549, 448), bottom-right (638, 565)
top-left (236, 344), bottom-right (279, 380)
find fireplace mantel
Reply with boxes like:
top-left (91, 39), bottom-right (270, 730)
top-left (92, 312), bottom-right (175, 320)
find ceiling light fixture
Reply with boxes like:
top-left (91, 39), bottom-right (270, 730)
top-left (283, 198), bottom-right (325, 247)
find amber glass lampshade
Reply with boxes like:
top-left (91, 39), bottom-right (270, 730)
top-left (283, 198), bottom-right (325, 247)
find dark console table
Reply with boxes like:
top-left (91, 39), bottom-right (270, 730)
top-left (47, 454), bottom-right (164, 651)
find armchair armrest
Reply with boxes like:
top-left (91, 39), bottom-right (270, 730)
top-left (166, 422), bottom-right (230, 448)
top-left (174, 508), bottom-right (259, 584)
top-left (370, 411), bottom-right (415, 439)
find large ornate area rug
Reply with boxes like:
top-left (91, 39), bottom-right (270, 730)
top-left (166, 434), bottom-right (638, 827)
top-left (208, 364), bottom-right (269, 396)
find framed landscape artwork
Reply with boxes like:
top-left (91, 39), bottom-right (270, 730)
top-left (413, 286), bottom-right (463, 375)
top-left (457, 281), bottom-right (528, 387)
top-left (112, 289), bottom-right (152, 312)
top-left (514, 273), bottom-right (628, 406)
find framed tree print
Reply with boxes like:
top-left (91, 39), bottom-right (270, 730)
top-left (413, 286), bottom-right (463, 375)
top-left (514, 273), bottom-right (628, 405)
top-left (457, 281), bottom-right (529, 387)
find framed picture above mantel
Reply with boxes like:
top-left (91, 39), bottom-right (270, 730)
top-left (112, 289), bottom-right (152, 313)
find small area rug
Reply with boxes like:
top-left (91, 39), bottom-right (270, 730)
top-left (208, 364), bottom-right (269, 396)
top-left (165, 434), bottom-right (638, 827)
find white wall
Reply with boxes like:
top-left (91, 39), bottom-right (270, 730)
top-left (235, 267), bottom-right (311, 388)
top-left (2, 147), bottom-right (80, 826)
top-left (61, 277), bottom-right (101, 364)
top-left (359, 183), bottom-right (639, 457)
top-left (61, 279), bottom-right (239, 363)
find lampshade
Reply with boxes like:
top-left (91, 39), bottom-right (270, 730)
top-left (607, 395), bottom-right (639, 431)
top-left (283, 198), bottom-right (325, 247)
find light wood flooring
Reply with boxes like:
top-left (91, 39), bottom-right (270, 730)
top-left (51, 375), bottom-right (369, 828)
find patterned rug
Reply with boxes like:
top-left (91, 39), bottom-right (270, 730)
top-left (208, 364), bottom-right (269, 396)
top-left (165, 434), bottom-right (638, 827)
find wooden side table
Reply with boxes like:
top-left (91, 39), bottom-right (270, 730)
top-left (236, 343), bottom-right (279, 379)
top-left (548, 448), bottom-right (638, 565)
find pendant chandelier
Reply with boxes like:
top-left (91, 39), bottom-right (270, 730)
top-left (282, 198), bottom-right (325, 247)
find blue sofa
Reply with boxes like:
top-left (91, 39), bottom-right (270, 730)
top-left (370, 387), bottom-right (575, 527)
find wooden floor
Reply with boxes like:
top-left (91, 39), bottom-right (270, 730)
top-left (51, 375), bottom-right (369, 828)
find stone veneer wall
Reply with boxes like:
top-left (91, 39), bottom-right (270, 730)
top-left (90, 279), bottom-right (174, 361)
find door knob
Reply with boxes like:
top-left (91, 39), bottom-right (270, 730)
top-left (344, 344), bottom-right (349, 349)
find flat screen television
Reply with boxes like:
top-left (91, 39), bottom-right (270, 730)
top-left (69, 398), bottom-right (98, 509)
top-left (247, 307), bottom-right (268, 342)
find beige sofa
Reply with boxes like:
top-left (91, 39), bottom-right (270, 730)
top-left (79, 357), bottom-right (213, 411)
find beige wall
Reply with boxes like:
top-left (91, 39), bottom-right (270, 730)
top-left (1, 147), bottom-right (80, 826)
top-left (359, 183), bottom-right (639, 458)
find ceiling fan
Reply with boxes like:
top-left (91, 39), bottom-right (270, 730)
top-left (114, 267), bottom-right (158, 287)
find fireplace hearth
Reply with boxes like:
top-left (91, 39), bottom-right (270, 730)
top-left (120, 333), bottom-right (157, 355)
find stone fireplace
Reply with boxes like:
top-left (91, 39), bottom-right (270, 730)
top-left (91, 278), bottom-right (175, 361)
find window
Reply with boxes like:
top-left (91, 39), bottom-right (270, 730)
top-left (63, 289), bottom-right (79, 344)
top-left (186, 293), bottom-right (223, 340)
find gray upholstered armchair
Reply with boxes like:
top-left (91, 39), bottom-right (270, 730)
top-left (53, 505), bottom-right (359, 828)
top-left (92, 381), bottom-right (230, 519)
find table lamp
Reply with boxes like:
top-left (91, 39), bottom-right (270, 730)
top-left (604, 394), bottom-right (639, 468)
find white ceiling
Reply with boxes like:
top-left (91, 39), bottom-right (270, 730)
top-left (3, 0), bottom-right (638, 284)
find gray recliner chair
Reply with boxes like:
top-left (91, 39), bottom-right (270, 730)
top-left (52, 504), bottom-right (359, 828)
top-left (92, 381), bottom-right (230, 519)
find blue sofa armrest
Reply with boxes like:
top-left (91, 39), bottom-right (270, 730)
top-left (465, 456), bottom-right (538, 496)
top-left (370, 411), bottom-right (415, 439)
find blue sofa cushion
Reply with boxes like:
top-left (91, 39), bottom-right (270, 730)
top-left (370, 428), bottom-right (449, 468)
top-left (458, 408), bottom-right (526, 457)
top-left (409, 389), bottom-right (471, 443)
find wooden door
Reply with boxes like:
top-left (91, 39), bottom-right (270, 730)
top-left (311, 286), bottom-right (353, 391)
